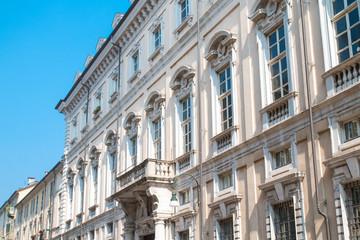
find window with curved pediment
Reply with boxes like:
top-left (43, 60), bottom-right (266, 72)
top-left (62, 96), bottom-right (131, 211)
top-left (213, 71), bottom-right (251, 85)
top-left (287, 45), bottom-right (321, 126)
top-left (89, 147), bottom-right (101, 207)
top-left (250, 0), bottom-right (298, 129)
top-left (205, 31), bottom-right (238, 155)
top-left (76, 159), bottom-right (86, 213)
top-left (66, 168), bottom-right (75, 220)
top-left (145, 92), bottom-right (165, 160)
top-left (105, 131), bottom-right (117, 197)
top-left (124, 113), bottom-right (141, 169)
top-left (170, 66), bottom-right (195, 173)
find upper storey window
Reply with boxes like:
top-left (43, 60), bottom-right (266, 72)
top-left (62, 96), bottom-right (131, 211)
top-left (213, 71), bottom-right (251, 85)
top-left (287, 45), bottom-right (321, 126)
top-left (124, 113), bottom-right (141, 168)
top-left (145, 91), bottom-right (165, 160)
top-left (128, 42), bottom-right (141, 84)
top-left (205, 31), bottom-right (238, 154)
top-left (133, 52), bottom-right (139, 73)
top-left (219, 66), bottom-right (233, 131)
top-left (344, 116), bottom-right (360, 141)
top-left (180, 0), bottom-right (190, 22)
top-left (149, 18), bottom-right (164, 63)
top-left (154, 27), bottom-right (162, 50)
top-left (332, 0), bottom-right (360, 63)
top-left (269, 25), bottom-right (289, 101)
top-left (250, 0), bottom-right (297, 129)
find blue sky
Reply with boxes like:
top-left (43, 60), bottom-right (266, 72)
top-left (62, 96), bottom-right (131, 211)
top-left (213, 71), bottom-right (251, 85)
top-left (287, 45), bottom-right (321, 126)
top-left (0, 0), bottom-right (131, 205)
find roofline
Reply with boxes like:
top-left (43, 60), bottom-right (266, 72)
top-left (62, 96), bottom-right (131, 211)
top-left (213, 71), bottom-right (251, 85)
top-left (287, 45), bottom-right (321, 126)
top-left (15, 161), bottom-right (63, 208)
top-left (55, 0), bottom-right (139, 111)
top-left (0, 182), bottom-right (38, 210)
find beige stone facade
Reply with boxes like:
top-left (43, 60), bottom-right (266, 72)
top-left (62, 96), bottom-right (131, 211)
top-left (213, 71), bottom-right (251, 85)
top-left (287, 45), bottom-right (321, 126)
top-left (25, 0), bottom-right (360, 239)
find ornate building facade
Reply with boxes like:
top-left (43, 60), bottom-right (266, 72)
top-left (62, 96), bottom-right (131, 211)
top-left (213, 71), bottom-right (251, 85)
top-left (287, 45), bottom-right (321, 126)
top-left (51, 0), bottom-right (360, 239)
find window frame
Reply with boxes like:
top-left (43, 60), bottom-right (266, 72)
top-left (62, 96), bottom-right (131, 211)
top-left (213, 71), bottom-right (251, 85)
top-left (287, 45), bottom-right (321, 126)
top-left (218, 66), bottom-right (233, 131)
top-left (181, 96), bottom-right (192, 154)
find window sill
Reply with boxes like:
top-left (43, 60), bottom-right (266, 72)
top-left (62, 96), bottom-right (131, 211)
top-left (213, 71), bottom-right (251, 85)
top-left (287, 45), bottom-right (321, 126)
top-left (260, 91), bottom-right (298, 127)
top-left (173, 15), bottom-right (193, 39)
top-left (81, 125), bottom-right (88, 135)
top-left (88, 204), bottom-right (98, 211)
top-left (128, 70), bottom-right (141, 84)
top-left (108, 91), bottom-right (118, 104)
top-left (208, 192), bottom-right (242, 209)
top-left (179, 202), bottom-right (191, 212)
top-left (148, 45), bottom-right (164, 63)
top-left (211, 125), bottom-right (238, 155)
top-left (259, 170), bottom-right (304, 192)
top-left (270, 163), bottom-right (293, 178)
top-left (93, 111), bottom-right (102, 121)
top-left (339, 137), bottom-right (360, 151)
top-left (70, 138), bottom-right (77, 145)
top-left (175, 150), bottom-right (196, 173)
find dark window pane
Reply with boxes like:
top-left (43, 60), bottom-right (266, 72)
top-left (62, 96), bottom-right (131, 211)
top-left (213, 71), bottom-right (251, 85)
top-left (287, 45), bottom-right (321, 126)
top-left (274, 90), bottom-right (282, 101)
top-left (271, 62), bottom-right (280, 76)
top-left (336, 16), bottom-right (347, 34)
top-left (226, 66), bottom-right (231, 77)
top-left (352, 42), bottom-right (360, 55)
top-left (338, 32), bottom-right (349, 50)
top-left (281, 57), bottom-right (287, 71)
top-left (348, 0), bottom-right (356, 6)
top-left (351, 24), bottom-right (360, 43)
top-left (270, 45), bottom-right (278, 59)
top-left (227, 94), bottom-right (232, 105)
top-left (282, 71), bottom-right (288, 84)
top-left (349, 8), bottom-right (359, 26)
top-left (339, 48), bottom-right (350, 62)
top-left (227, 79), bottom-right (231, 90)
top-left (283, 84), bottom-right (289, 95)
top-left (269, 32), bottom-right (277, 46)
top-left (279, 39), bottom-right (286, 53)
top-left (272, 76), bottom-right (281, 90)
top-left (333, 0), bottom-right (345, 15)
top-left (278, 25), bottom-right (284, 39)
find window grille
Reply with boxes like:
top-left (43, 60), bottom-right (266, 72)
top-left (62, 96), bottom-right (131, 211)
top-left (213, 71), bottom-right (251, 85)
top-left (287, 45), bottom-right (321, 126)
top-left (219, 218), bottom-right (234, 240)
top-left (346, 181), bottom-right (360, 239)
top-left (274, 201), bottom-right (296, 240)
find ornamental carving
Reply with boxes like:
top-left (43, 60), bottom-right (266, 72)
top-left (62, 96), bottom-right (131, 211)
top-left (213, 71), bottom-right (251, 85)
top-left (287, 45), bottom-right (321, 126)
top-left (66, 168), bottom-right (75, 187)
top-left (145, 91), bottom-right (165, 121)
top-left (249, 0), bottom-right (289, 33)
top-left (76, 158), bottom-right (86, 177)
top-left (135, 218), bottom-right (155, 236)
top-left (89, 146), bottom-right (101, 168)
top-left (204, 31), bottom-right (236, 72)
top-left (105, 131), bottom-right (118, 154)
top-left (170, 66), bottom-right (195, 101)
top-left (124, 112), bottom-right (141, 139)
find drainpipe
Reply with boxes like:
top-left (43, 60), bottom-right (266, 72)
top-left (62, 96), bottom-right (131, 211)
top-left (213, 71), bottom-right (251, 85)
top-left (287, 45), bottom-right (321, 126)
top-left (299, 0), bottom-right (330, 239)
top-left (196, 1), bottom-right (204, 240)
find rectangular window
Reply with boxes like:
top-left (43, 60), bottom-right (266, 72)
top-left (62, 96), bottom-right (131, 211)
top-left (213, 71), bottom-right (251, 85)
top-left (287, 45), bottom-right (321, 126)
top-left (40, 190), bottom-right (44, 211)
top-left (82, 108), bottom-right (88, 128)
top-left (219, 66), bottom-right (233, 131)
top-left (345, 181), bottom-right (360, 239)
top-left (133, 52), bottom-right (139, 73)
top-left (130, 137), bottom-right (137, 166)
top-left (79, 177), bottom-right (84, 211)
top-left (153, 119), bottom-right (161, 159)
top-left (219, 172), bottom-right (233, 191)
top-left (273, 147), bottom-right (292, 169)
top-left (274, 201), bottom-right (296, 240)
top-left (332, 0), bottom-right (360, 62)
top-left (106, 222), bottom-right (113, 236)
top-left (89, 230), bottom-right (95, 240)
top-left (268, 25), bottom-right (289, 101)
top-left (182, 97), bottom-right (192, 153)
top-left (154, 27), bottom-right (162, 50)
top-left (180, 0), bottom-right (190, 22)
top-left (179, 230), bottom-right (189, 240)
top-left (93, 168), bottom-right (98, 204)
top-left (344, 117), bottom-right (360, 141)
top-left (71, 120), bottom-right (77, 140)
top-left (179, 189), bottom-right (190, 205)
top-left (110, 154), bottom-right (116, 195)
top-left (219, 218), bottom-right (233, 240)
top-left (35, 195), bottom-right (39, 215)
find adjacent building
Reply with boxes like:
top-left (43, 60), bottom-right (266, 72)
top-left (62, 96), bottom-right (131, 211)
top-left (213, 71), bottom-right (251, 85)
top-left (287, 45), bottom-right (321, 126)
top-left (0, 180), bottom-right (37, 240)
top-left (14, 162), bottom-right (63, 240)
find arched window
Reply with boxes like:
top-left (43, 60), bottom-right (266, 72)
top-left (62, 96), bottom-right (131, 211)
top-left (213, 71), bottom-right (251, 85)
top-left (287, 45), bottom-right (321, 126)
top-left (170, 66), bottom-right (195, 173)
top-left (145, 91), bottom-right (165, 160)
top-left (124, 112), bottom-right (141, 169)
top-left (105, 131), bottom-right (117, 198)
top-left (89, 146), bottom-right (101, 208)
top-left (205, 30), bottom-right (238, 155)
top-left (76, 158), bottom-right (86, 213)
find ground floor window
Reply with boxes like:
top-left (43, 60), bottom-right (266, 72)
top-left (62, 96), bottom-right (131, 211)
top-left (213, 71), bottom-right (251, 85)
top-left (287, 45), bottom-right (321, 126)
top-left (346, 181), bottom-right (360, 239)
top-left (274, 200), bottom-right (296, 240)
top-left (219, 217), bottom-right (233, 240)
top-left (179, 230), bottom-right (189, 240)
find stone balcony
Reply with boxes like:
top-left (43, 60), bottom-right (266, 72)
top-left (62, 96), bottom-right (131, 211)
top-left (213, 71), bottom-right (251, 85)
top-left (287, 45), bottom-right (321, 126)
top-left (323, 54), bottom-right (360, 97)
top-left (116, 158), bottom-right (174, 195)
